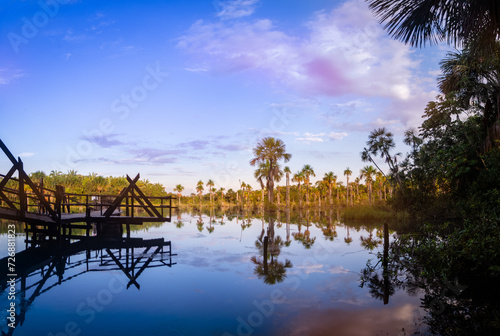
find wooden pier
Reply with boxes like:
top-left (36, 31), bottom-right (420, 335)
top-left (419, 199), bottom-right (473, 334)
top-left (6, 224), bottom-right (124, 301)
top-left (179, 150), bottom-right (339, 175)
top-left (0, 139), bottom-right (174, 245)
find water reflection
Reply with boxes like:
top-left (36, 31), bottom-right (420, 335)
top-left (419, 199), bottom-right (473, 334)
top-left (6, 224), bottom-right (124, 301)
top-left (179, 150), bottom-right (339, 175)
top-left (360, 221), bottom-right (500, 335)
top-left (251, 217), bottom-right (292, 285)
top-left (0, 237), bottom-right (176, 336)
top-left (0, 211), bottom-right (432, 336)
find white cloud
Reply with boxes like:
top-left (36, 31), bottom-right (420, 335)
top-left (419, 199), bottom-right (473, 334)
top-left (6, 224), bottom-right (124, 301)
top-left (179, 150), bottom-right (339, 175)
top-left (215, 0), bottom-right (260, 19)
top-left (295, 131), bottom-right (347, 144)
top-left (18, 152), bottom-right (35, 158)
top-left (0, 68), bottom-right (24, 85)
top-left (178, 0), bottom-right (436, 127)
top-left (296, 137), bottom-right (325, 143)
top-left (327, 131), bottom-right (348, 140)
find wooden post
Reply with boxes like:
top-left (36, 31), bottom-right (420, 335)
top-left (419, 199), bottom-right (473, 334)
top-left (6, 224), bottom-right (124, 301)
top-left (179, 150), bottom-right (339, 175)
top-left (126, 195), bottom-right (129, 217)
top-left (131, 190), bottom-right (134, 218)
top-left (55, 186), bottom-right (63, 239)
top-left (18, 159), bottom-right (26, 217)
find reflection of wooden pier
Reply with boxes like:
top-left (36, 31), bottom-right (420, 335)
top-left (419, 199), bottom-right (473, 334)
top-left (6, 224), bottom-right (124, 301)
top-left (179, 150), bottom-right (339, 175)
top-left (0, 237), bottom-right (176, 336)
top-left (0, 139), bottom-right (173, 245)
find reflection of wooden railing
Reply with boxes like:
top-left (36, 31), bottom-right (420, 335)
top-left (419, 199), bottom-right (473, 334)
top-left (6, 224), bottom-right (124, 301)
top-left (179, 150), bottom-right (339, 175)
top-left (0, 237), bottom-right (176, 335)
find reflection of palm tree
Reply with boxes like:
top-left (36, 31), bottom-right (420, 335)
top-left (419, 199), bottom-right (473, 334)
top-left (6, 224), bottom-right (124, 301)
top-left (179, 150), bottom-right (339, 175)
top-left (293, 222), bottom-right (316, 249)
top-left (321, 224), bottom-right (337, 241)
top-left (344, 226), bottom-right (353, 245)
top-left (206, 222), bottom-right (214, 234)
top-left (360, 230), bottom-right (382, 250)
top-left (196, 214), bottom-right (204, 232)
top-left (251, 255), bottom-right (292, 285)
top-left (252, 218), bottom-right (292, 284)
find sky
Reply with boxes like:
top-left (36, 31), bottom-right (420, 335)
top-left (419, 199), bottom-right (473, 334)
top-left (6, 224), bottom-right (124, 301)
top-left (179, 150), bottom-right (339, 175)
top-left (0, 0), bottom-right (448, 194)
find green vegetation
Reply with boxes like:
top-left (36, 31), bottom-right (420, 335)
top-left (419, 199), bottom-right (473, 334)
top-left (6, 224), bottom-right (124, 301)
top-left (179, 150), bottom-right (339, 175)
top-left (360, 2), bottom-right (500, 334)
top-left (343, 204), bottom-right (397, 221)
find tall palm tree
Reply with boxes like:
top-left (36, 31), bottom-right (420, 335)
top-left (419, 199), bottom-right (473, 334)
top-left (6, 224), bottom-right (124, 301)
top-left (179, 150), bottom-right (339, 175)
top-left (174, 184), bottom-right (184, 207)
top-left (206, 179), bottom-right (215, 206)
top-left (336, 181), bottom-right (343, 203)
top-left (354, 177), bottom-right (360, 203)
top-left (196, 180), bottom-right (204, 207)
top-left (344, 167), bottom-right (352, 206)
top-left (360, 166), bottom-right (377, 204)
top-left (250, 137), bottom-right (292, 206)
top-left (245, 184), bottom-right (253, 208)
top-left (438, 45), bottom-right (500, 151)
top-left (254, 162), bottom-right (268, 206)
top-left (366, 0), bottom-right (500, 54)
top-left (292, 171), bottom-right (304, 208)
top-left (375, 171), bottom-right (385, 201)
top-left (284, 166), bottom-right (291, 208)
top-left (323, 172), bottom-right (337, 206)
top-left (301, 164), bottom-right (315, 206)
top-left (219, 187), bottom-right (225, 206)
top-left (361, 128), bottom-right (403, 192)
top-left (315, 180), bottom-right (326, 208)
top-left (240, 181), bottom-right (247, 206)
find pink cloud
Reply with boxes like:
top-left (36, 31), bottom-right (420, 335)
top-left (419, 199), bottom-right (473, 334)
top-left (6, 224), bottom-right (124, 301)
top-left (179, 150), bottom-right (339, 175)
top-left (178, 0), bottom-right (440, 128)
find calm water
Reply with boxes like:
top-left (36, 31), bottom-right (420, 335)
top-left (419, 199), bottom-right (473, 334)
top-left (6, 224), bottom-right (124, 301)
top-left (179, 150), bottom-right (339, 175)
top-left (1, 210), bottom-right (427, 336)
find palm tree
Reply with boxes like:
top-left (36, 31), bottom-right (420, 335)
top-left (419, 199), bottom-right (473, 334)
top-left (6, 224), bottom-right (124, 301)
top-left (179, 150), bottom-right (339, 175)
top-left (254, 162), bottom-right (268, 206)
top-left (354, 177), bottom-right (360, 203)
top-left (344, 167), bottom-right (352, 206)
top-left (438, 45), bottom-right (500, 151)
top-left (366, 0), bottom-right (500, 54)
top-left (315, 180), bottom-right (326, 208)
top-left (360, 166), bottom-right (377, 203)
top-left (196, 180), bottom-right (204, 207)
top-left (245, 184), bottom-right (253, 208)
top-left (336, 181), bottom-right (343, 203)
top-left (206, 179), bottom-right (215, 206)
top-left (292, 171), bottom-right (304, 208)
top-left (375, 171), bottom-right (385, 201)
top-left (240, 181), bottom-right (247, 206)
top-left (249, 137), bottom-right (292, 207)
top-left (174, 184), bottom-right (184, 207)
top-left (361, 128), bottom-right (403, 192)
top-left (219, 187), bottom-right (225, 206)
top-left (284, 166), bottom-right (291, 208)
top-left (301, 164), bottom-right (315, 206)
top-left (322, 172), bottom-right (337, 206)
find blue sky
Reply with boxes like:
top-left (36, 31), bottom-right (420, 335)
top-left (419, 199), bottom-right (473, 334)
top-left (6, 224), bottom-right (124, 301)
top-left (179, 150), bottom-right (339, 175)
top-left (0, 0), bottom-right (448, 194)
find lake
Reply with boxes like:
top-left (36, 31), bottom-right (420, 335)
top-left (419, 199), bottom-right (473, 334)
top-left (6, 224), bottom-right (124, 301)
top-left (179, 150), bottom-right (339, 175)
top-left (1, 209), bottom-right (428, 336)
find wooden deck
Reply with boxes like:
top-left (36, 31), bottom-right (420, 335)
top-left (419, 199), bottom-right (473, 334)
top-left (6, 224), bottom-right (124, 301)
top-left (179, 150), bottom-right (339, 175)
top-left (0, 139), bottom-right (174, 243)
